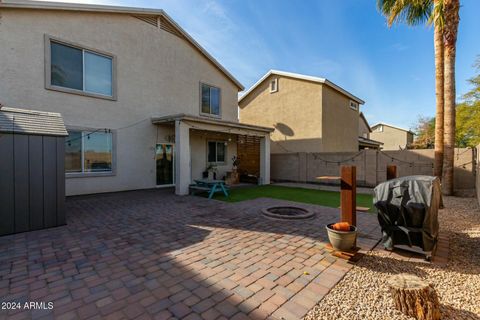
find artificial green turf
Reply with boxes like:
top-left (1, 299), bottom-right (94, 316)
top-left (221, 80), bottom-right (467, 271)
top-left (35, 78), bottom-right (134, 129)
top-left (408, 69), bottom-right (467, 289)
top-left (212, 185), bottom-right (375, 213)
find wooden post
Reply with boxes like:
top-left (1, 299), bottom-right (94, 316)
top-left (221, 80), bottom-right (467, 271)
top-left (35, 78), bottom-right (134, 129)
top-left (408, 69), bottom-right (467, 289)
top-left (387, 165), bottom-right (397, 180)
top-left (340, 166), bottom-right (356, 226)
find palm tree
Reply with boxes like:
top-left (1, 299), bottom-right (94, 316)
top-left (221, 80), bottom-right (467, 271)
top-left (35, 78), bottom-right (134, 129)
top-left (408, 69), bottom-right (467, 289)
top-left (442, 0), bottom-right (460, 195)
top-left (432, 0), bottom-right (445, 179)
top-left (377, 0), bottom-right (445, 180)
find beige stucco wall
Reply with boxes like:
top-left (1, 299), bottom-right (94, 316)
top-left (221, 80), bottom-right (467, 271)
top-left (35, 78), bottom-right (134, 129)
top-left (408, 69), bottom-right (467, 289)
top-left (359, 116), bottom-right (370, 139)
top-left (320, 85), bottom-right (359, 152)
top-left (239, 75), bottom-right (359, 153)
top-left (0, 9), bottom-right (240, 195)
top-left (370, 125), bottom-right (413, 150)
top-left (190, 131), bottom-right (237, 182)
top-left (239, 75), bottom-right (323, 153)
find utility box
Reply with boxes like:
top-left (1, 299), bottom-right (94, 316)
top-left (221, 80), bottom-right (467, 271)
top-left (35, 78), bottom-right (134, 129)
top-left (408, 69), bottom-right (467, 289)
top-left (0, 106), bottom-right (68, 236)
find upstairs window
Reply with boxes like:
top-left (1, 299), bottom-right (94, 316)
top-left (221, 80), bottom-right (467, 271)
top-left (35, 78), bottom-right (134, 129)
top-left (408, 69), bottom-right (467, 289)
top-left (66, 130), bottom-right (113, 174)
top-left (374, 125), bottom-right (384, 132)
top-left (201, 83), bottom-right (221, 116)
top-left (48, 37), bottom-right (115, 99)
top-left (270, 78), bottom-right (278, 93)
top-left (349, 100), bottom-right (359, 110)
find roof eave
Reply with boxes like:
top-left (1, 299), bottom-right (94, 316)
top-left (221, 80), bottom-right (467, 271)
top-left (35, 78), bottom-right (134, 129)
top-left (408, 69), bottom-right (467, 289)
top-left (371, 122), bottom-right (415, 135)
top-left (0, 0), bottom-right (244, 91)
top-left (151, 113), bottom-right (274, 133)
top-left (239, 70), bottom-right (364, 104)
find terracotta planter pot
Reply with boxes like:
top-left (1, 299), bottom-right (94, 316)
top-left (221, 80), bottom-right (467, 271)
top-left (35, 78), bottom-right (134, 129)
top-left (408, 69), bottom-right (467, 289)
top-left (326, 223), bottom-right (357, 251)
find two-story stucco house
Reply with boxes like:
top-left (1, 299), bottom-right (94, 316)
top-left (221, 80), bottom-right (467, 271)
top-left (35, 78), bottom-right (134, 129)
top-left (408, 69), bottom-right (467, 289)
top-left (238, 70), bottom-right (364, 153)
top-left (370, 123), bottom-right (414, 150)
top-left (358, 112), bottom-right (383, 150)
top-left (0, 0), bottom-right (273, 196)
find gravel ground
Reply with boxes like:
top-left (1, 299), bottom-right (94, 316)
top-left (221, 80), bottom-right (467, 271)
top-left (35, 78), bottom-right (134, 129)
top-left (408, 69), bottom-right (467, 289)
top-left (304, 196), bottom-right (480, 320)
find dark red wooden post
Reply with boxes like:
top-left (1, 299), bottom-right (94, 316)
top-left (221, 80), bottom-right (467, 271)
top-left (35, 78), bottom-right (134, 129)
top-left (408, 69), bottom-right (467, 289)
top-left (340, 166), bottom-right (356, 226)
top-left (387, 165), bottom-right (397, 180)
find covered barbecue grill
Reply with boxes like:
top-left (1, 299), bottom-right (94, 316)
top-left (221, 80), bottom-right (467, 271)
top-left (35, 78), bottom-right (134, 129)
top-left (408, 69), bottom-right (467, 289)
top-left (373, 175), bottom-right (442, 258)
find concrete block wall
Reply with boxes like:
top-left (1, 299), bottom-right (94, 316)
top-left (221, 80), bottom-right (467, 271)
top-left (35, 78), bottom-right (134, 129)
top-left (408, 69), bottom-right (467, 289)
top-left (271, 148), bottom-right (476, 191)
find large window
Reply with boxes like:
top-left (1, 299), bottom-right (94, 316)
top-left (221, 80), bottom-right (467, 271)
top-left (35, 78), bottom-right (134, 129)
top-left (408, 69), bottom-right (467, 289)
top-left (207, 141), bottom-right (226, 163)
top-left (201, 83), bottom-right (221, 116)
top-left (48, 37), bottom-right (114, 98)
top-left (65, 130), bottom-right (113, 174)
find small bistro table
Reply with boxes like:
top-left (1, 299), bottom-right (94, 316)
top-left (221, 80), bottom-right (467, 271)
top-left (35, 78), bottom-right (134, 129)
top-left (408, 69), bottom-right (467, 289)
top-left (190, 179), bottom-right (229, 199)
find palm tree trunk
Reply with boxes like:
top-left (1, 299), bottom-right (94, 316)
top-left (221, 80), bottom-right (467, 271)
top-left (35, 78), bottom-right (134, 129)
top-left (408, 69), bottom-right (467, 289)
top-left (442, 0), bottom-right (460, 195)
top-left (433, 11), bottom-right (444, 179)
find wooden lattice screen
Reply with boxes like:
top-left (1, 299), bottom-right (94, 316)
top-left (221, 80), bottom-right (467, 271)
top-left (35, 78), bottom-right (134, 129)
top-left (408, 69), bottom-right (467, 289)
top-left (237, 135), bottom-right (260, 175)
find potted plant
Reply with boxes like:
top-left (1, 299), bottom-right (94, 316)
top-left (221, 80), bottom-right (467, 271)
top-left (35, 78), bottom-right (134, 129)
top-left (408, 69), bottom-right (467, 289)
top-left (206, 164), bottom-right (217, 180)
top-left (326, 222), bottom-right (357, 251)
top-left (232, 156), bottom-right (240, 171)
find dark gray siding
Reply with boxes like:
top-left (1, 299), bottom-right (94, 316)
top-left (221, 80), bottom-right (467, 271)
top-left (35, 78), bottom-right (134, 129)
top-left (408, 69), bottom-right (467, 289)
top-left (0, 133), bottom-right (66, 236)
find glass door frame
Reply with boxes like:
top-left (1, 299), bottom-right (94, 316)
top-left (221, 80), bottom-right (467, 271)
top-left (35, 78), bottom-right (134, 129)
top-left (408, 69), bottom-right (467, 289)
top-left (155, 143), bottom-right (175, 188)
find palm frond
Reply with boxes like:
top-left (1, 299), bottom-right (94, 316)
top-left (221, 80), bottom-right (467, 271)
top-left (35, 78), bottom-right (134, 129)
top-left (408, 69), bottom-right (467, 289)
top-left (377, 0), bottom-right (434, 27)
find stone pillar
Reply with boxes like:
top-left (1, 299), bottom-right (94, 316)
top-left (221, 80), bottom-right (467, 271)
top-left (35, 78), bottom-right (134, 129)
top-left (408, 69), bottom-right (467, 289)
top-left (259, 135), bottom-right (270, 185)
top-left (175, 120), bottom-right (191, 195)
top-left (298, 152), bottom-right (307, 183)
top-left (364, 149), bottom-right (378, 187)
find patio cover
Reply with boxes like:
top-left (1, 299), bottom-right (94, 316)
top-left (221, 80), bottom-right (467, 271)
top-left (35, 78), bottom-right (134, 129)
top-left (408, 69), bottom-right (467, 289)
top-left (151, 114), bottom-right (273, 195)
top-left (151, 113), bottom-right (273, 136)
top-left (373, 175), bottom-right (442, 252)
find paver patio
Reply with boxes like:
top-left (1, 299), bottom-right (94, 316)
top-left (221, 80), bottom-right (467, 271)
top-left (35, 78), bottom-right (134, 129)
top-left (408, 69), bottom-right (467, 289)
top-left (0, 189), bottom-right (380, 320)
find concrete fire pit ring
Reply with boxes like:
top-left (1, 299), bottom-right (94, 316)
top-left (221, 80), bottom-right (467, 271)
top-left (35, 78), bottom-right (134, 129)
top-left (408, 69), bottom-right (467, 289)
top-left (261, 206), bottom-right (315, 220)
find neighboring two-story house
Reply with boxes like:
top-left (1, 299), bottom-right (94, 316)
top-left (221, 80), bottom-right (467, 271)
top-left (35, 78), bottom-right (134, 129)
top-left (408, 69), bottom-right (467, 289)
top-left (370, 123), bottom-right (414, 150)
top-left (0, 0), bottom-right (273, 196)
top-left (358, 112), bottom-right (383, 150)
top-left (238, 70), bottom-right (364, 153)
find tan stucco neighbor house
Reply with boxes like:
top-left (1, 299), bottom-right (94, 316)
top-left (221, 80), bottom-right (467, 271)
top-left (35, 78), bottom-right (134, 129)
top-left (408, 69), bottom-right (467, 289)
top-left (238, 70), bottom-right (365, 153)
top-left (370, 123), bottom-right (414, 150)
top-left (0, 0), bottom-right (273, 196)
top-left (358, 112), bottom-right (383, 150)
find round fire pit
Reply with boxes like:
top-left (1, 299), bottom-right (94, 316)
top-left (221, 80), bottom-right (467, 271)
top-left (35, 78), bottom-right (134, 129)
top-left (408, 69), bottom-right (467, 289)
top-left (261, 206), bottom-right (315, 220)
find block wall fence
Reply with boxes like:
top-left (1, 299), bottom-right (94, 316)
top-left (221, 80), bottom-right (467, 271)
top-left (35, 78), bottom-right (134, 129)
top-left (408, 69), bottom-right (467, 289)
top-left (271, 148), bottom-right (476, 193)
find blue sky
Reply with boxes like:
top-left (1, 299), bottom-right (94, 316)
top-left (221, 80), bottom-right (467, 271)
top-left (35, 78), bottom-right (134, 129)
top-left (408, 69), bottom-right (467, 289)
top-left (45, 0), bottom-right (480, 130)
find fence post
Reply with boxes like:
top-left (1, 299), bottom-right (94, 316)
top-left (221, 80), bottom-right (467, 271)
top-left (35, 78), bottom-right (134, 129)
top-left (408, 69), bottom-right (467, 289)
top-left (387, 165), bottom-right (397, 180)
top-left (341, 166), bottom-right (356, 226)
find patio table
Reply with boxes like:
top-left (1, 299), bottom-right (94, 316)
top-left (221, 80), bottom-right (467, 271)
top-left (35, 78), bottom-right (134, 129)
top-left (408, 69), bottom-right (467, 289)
top-left (191, 179), bottom-right (229, 199)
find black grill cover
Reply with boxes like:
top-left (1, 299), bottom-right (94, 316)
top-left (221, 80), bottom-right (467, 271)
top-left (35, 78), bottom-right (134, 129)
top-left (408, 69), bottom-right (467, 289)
top-left (373, 175), bottom-right (442, 252)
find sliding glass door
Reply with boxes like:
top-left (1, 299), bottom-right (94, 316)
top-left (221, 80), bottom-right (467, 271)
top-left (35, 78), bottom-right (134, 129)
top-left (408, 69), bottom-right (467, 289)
top-left (156, 144), bottom-right (174, 186)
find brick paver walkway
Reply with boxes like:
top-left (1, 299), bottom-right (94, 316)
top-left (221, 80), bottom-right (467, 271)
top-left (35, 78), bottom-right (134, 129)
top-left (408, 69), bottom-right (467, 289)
top-left (0, 189), bottom-right (380, 320)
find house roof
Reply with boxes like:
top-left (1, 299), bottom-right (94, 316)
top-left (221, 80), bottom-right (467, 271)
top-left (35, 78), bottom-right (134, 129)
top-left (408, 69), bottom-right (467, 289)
top-left (358, 136), bottom-right (383, 147)
top-left (0, 105), bottom-right (68, 136)
top-left (0, 0), bottom-right (244, 90)
top-left (151, 113), bottom-right (274, 133)
top-left (371, 122), bottom-right (415, 135)
top-left (238, 70), bottom-right (365, 104)
top-left (359, 112), bottom-right (371, 132)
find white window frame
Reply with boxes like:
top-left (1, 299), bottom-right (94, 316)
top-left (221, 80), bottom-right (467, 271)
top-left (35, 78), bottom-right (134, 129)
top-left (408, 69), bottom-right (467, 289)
top-left (375, 125), bottom-right (384, 132)
top-left (65, 127), bottom-right (116, 178)
top-left (200, 83), bottom-right (221, 118)
top-left (349, 100), bottom-right (359, 111)
top-left (45, 35), bottom-right (117, 100)
top-left (270, 78), bottom-right (278, 93)
top-left (207, 140), bottom-right (227, 164)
